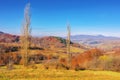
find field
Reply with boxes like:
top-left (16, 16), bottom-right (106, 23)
top-left (0, 64), bottom-right (120, 80)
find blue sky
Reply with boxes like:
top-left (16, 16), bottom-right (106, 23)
top-left (0, 0), bottom-right (120, 37)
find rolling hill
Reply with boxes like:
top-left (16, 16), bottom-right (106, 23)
top-left (0, 31), bottom-right (86, 50)
top-left (0, 31), bottom-right (19, 43)
top-left (70, 35), bottom-right (120, 50)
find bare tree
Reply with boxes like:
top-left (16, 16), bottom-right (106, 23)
top-left (66, 24), bottom-right (72, 69)
top-left (21, 3), bottom-right (31, 66)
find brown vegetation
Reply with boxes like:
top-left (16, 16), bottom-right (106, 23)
top-left (71, 48), bottom-right (103, 70)
top-left (0, 53), bottom-right (21, 66)
top-left (1, 29), bottom-right (120, 72)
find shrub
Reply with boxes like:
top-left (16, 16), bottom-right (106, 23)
top-left (98, 55), bottom-right (112, 70)
top-left (71, 48), bottom-right (103, 70)
top-left (87, 55), bottom-right (120, 72)
top-left (43, 59), bottom-right (59, 69)
top-left (110, 56), bottom-right (120, 71)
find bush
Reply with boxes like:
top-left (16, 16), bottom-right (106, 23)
top-left (110, 56), bottom-right (120, 71)
top-left (71, 48), bottom-right (103, 70)
top-left (43, 59), bottom-right (60, 69)
top-left (87, 55), bottom-right (120, 72)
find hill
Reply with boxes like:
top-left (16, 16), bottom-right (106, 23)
top-left (32, 36), bottom-right (87, 49)
top-left (70, 35), bottom-right (120, 50)
top-left (0, 31), bottom-right (87, 49)
top-left (71, 35), bottom-right (120, 41)
top-left (0, 31), bottom-right (19, 43)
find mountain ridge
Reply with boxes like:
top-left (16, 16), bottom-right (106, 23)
top-left (0, 31), bottom-right (87, 50)
top-left (70, 34), bottom-right (120, 40)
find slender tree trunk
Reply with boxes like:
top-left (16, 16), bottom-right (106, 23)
top-left (21, 3), bottom-right (31, 66)
top-left (67, 24), bottom-right (72, 69)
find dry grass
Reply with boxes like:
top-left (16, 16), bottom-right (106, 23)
top-left (70, 46), bottom-right (85, 53)
top-left (0, 64), bottom-right (120, 80)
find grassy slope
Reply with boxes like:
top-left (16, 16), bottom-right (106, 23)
top-left (0, 64), bottom-right (120, 80)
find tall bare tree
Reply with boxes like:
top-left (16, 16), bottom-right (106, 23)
top-left (21, 3), bottom-right (31, 66)
top-left (66, 24), bottom-right (72, 69)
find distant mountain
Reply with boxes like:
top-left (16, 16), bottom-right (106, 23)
top-left (0, 31), bottom-right (4, 34)
top-left (71, 35), bottom-right (120, 41)
top-left (70, 35), bottom-right (120, 50)
top-left (0, 31), bottom-right (19, 43)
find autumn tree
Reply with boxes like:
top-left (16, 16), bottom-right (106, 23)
top-left (21, 3), bottom-right (31, 66)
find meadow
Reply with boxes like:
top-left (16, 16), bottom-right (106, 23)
top-left (0, 64), bottom-right (120, 80)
